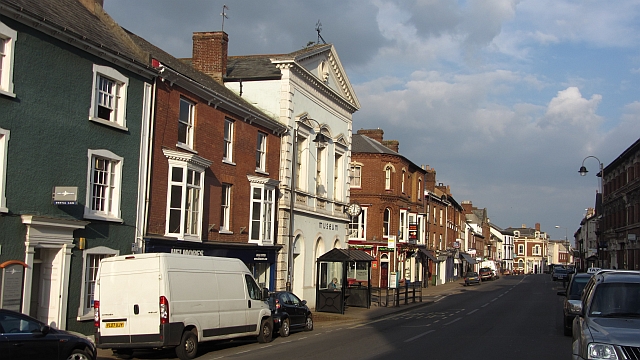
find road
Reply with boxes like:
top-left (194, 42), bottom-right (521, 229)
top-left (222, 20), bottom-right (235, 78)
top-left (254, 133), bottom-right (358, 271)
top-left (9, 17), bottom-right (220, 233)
top-left (103, 274), bottom-right (572, 360)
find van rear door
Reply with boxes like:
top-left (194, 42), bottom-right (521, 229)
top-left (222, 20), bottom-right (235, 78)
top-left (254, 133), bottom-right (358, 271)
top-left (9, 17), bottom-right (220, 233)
top-left (99, 257), bottom-right (161, 342)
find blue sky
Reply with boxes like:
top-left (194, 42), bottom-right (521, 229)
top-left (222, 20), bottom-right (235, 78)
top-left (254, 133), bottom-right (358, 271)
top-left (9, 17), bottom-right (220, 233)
top-left (104, 0), bottom-right (640, 241)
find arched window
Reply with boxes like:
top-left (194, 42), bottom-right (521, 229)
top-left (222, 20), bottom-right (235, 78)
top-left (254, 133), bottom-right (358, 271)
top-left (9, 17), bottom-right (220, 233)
top-left (385, 166), bottom-right (392, 190)
top-left (383, 208), bottom-right (391, 238)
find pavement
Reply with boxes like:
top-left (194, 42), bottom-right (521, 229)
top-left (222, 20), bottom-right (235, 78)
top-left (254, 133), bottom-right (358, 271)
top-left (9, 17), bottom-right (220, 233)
top-left (96, 278), bottom-right (477, 359)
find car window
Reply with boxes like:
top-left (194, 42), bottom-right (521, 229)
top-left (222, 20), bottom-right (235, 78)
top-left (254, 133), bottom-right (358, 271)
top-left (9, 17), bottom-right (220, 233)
top-left (289, 293), bottom-right (301, 306)
top-left (278, 293), bottom-right (290, 304)
top-left (589, 283), bottom-right (640, 316)
top-left (0, 313), bottom-right (41, 334)
top-left (568, 276), bottom-right (590, 296)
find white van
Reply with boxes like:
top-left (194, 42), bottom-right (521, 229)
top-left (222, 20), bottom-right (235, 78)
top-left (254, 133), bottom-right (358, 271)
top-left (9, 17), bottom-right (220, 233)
top-left (94, 253), bottom-right (272, 360)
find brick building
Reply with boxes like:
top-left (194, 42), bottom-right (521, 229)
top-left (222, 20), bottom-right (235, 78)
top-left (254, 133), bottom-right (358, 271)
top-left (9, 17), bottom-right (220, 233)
top-left (128, 32), bottom-right (288, 290)
top-left (601, 137), bottom-right (640, 270)
top-left (506, 223), bottom-right (549, 274)
top-left (348, 129), bottom-right (429, 288)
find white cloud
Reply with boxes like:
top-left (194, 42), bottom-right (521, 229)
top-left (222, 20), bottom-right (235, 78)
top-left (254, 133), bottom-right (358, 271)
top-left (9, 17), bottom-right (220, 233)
top-left (539, 87), bottom-right (603, 129)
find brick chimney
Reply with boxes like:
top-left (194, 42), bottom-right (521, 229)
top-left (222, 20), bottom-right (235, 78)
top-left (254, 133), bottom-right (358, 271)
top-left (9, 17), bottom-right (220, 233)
top-left (535, 223), bottom-right (540, 232)
top-left (357, 129), bottom-right (384, 143)
top-left (424, 166), bottom-right (436, 192)
top-left (461, 201), bottom-right (473, 214)
top-left (192, 31), bottom-right (228, 83)
top-left (381, 140), bottom-right (399, 153)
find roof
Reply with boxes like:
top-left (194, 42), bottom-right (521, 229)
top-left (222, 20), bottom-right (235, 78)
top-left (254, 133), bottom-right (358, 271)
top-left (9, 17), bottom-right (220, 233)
top-left (124, 30), bottom-right (286, 133)
top-left (352, 133), bottom-right (425, 172)
top-left (1, 0), bottom-right (151, 72)
top-left (317, 248), bottom-right (375, 262)
top-left (226, 44), bottom-right (332, 80)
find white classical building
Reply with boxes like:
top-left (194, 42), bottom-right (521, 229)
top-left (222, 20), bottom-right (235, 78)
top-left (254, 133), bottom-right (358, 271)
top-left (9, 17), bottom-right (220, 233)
top-left (224, 43), bottom-right (360, 305)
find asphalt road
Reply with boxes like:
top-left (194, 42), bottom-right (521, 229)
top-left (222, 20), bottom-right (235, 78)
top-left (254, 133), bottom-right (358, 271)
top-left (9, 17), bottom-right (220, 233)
top-left (103, 274), bottom-right (572, 360)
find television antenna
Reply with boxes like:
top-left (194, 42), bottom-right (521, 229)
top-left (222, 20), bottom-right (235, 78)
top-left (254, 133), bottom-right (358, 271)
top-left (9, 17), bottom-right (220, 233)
top-left (221, 5), bottom-right (229, 32)
top-left (316, 20), bottom-right (326, 44)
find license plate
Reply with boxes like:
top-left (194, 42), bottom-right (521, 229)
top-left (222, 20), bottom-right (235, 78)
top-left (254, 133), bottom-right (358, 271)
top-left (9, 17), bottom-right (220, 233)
top-left (105, 322), bottom-right (125, 328)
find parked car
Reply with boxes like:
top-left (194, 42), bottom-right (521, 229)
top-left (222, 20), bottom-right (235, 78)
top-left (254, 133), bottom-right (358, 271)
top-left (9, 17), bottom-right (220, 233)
top-left (463, 271), bottom-right (481, 286)
top-left (502, 269), bottom-right (512, 276)
top-left (552, 267), bottom-right (569, 281)
top-left (267, 291), bottom-right (313, 337)
top-left (570, 270), bottom-right (640, 359)
top-left (557, 272), bottom-right (592, 336)
top-left (479, 267), bottom-right (494, 281)
top-left (0, 308), bottom-right (96, 360)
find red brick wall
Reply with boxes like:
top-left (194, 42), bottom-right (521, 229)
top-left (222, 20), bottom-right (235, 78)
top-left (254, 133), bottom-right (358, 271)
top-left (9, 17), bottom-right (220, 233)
top-left (192, 31), bottom-right (228, 83)
top-left (146, 80), bottom-right (281, 243)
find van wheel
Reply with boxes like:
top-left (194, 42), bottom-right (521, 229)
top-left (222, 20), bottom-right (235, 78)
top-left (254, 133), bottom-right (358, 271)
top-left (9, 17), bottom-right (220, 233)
top-left (175, 330), bottom-right (198, 360)
top-left (279, 319), bottom-right (290, 337)
top-left (257, 318), bottom-right (273, 343)
top-left (304, 315), bottom-right (313, 331)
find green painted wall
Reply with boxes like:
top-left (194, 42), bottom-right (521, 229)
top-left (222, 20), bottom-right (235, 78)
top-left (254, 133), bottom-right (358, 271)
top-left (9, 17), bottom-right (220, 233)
top-left (0, 16), bottom-right (151, 335)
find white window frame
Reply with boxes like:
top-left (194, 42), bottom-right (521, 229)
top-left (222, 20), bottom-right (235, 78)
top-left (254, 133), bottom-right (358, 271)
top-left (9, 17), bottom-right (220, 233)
top-left (162, 149), bottom-right (211, 241)
top-left (77, 246), bottom-right (119, 320)
top-left (248, 176), bottom-right (278, 245)
top-left (0, 21), bottom-right (17, 98)
top-left (84, 149), bottom-right (123, 222)
top-left (439, 209), bottom-right (443, 226)
top-left (518, 244), bottom-right (525, 255)
top-left (316, 145), bottom-right (325, 196)
top-left (178, 97), bottom-right (195, 148)
top-left (256, 132), bottom-right (267, 172)
top-left (533, 245), bottom-right (541, 256)
top-left (399, 209), bottom-right (408, 242)
top-left (418, 179), bottom-right (422, 202)
top-left (348, 207), bottom-right (367, 240)
top-left (333, 152), bottom-right (343, 201)
top-left (0, 128), bottom-right (8, 213)
top-left (223, 119), bottom-right (234, 164)
top-left (89, 65), bottom-right (128, 130)
top-left (401, 169), bottom-right (406, 193)
top-left (417, 214), bottom-right (425, 245)
top-left (350, 164), bottom-right (361, 188)
top-left (295, 135), bottom-right (307, 190)
top-left (385, 166), bottom-right (392, 190)
top-left (220, 184), bottom-right (231, 233)
top-left (383, 208), bottom-right (391, 238)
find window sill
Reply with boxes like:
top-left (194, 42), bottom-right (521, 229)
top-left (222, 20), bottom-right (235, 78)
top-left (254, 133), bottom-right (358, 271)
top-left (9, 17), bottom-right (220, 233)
top-left (0, 89), bottom-right (16, 98)
top-left (176, 143), bottom-right (197, 154)
top-left (89, 116), bottom-right (129, 131)
top-left (0, 206), bottom-right (7, 213)
top-left (222, 159), bottom-right (236, 166)
top-left (255, 169), bottom-right (269, 176)
top-left (219, 230), bottom-right (233, 235)
top-left (84, 212), bottom-right (123, 223)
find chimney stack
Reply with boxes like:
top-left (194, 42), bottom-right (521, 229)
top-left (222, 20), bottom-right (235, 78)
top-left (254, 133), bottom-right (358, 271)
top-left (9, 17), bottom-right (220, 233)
top-left (192, 31), bottom-right (228, 84)
top-left (381, 140), bottom-right (399, 153)
top-left (357, 128), bottom-right (384, 143)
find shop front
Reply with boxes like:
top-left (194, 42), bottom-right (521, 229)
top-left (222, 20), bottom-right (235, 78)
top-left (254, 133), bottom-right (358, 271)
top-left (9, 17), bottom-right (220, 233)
top-left (143, 237), bottom-right (281, 290)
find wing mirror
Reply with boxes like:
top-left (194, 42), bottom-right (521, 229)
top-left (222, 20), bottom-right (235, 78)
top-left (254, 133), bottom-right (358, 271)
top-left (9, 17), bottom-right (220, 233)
top-left (261, 288), bottom-right (270, 301)
top-left (567, 300), bottom-right (583, 316)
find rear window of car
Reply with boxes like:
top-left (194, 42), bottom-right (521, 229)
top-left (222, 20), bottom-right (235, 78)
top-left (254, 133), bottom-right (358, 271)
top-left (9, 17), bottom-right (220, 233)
top-left (466, 272), bottom-right (478, 276)
top-left (568, 276), bottom-right (590, 295)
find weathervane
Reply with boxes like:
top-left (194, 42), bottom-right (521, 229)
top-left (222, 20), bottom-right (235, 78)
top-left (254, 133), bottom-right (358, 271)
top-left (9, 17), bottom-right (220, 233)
top-left (316, 20), bottom-right (326, 44)
top-left (221, 4), bottom-right (229, 32)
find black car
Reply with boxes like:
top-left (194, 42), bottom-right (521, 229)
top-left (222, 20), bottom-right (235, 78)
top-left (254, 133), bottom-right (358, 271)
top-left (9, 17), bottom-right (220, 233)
top-left (552, 267), bottom-right (569, 281)
top-left (557, 272), bottom-right (592, 336)
top-left (463, 271), bottom-right (481, 286)
top-left (267, 291), bottom-right (313, 337)
top-left (0, 308), bottom-right (96, 360)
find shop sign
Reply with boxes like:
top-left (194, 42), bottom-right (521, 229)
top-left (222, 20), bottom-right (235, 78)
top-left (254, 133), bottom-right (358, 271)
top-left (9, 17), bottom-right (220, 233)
top-left (319, 222), bottom-right (340, 231)
top-left (409, 223), bottom-right (417, 241)
top-left (171, 248), bottom-right (204, 256)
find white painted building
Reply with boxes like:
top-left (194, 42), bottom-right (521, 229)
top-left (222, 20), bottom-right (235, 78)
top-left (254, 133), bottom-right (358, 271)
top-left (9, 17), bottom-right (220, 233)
top-left (224, 44), bottom-right (360, 306)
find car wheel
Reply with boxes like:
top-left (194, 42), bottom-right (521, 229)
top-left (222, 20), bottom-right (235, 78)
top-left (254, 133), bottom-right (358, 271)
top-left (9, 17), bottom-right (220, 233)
top-left (67, 349), bottom-right (92, 360)
top-left (257, 317), bottom-right (273, 343)
top-left (175, 329), bottom-right (198, 360)
top-left (304, 315), bottom-right (314, 331)
top-left (279, 318), bottom-right (290, 337)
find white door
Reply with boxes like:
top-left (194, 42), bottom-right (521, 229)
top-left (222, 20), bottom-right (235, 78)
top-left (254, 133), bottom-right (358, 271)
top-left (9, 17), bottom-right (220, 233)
top-left (37, 248), bottom-right (62, 328)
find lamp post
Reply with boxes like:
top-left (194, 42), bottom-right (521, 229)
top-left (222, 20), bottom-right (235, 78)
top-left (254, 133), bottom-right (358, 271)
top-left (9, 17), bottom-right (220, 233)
top-left (579, 156), bottom-right (604, 268)
top-left (555, 225), bottom-right (569, 267)
top-left (287, 115), bottom-right (328, 292)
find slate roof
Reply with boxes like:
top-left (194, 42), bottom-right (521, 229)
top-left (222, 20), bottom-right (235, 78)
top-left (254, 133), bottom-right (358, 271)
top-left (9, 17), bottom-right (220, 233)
top-left (225, 44), bottom-right (332, 80)
top-left (125, 30), bottom-right (286, 132)
top-left (0, 0), bottom-right (150, 67)
top-left (352, 133), bottom-right (426, 174)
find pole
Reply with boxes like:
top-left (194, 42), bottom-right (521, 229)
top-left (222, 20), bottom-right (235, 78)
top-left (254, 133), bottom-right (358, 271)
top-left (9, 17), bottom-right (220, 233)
top-left (287, 126), bottom-right (296, 292)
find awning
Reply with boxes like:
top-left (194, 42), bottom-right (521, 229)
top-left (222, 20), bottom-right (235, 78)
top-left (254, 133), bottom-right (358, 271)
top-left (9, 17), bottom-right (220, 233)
top-left (419, 248), bottom-right (440, 262)
top-left (460, 252), bottom-right (477, 264)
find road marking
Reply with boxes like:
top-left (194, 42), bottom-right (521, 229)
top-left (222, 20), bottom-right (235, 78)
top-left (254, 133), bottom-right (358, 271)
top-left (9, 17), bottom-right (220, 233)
top-left (404, 330), bottom-right (435, 343)
top-left (467, 309), bottom-right (479, 315)
top-left (481, 303), bottom-right (489, 307)
top-left (434, 295), bottom-right (447, 302)
top-left (444, 317), bottom-right (461, 325)
top-left (491, 298), bottom-right (497, 302)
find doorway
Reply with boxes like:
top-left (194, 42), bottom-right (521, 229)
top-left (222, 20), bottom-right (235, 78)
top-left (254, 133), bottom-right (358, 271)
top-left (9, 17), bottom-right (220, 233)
top-left (380, 254), bottom-right (389, 288)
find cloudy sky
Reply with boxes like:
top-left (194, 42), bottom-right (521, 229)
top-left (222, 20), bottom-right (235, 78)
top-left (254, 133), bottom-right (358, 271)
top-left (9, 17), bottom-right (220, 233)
top-left (104, 0), bottom-right (640, 241)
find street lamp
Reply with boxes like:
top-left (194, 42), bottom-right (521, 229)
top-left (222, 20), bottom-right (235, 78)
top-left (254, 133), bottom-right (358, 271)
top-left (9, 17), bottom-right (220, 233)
top-left (555, 225), bottom-right (569, 267)
top-left (287, 114), bottom-right (328, 291)
top-left (579, 156), bottom-right (604, 268)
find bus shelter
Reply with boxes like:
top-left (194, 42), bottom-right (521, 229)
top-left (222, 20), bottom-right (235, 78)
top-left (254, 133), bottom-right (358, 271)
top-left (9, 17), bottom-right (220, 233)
top-left (315, 248), bottom-right (374, 314)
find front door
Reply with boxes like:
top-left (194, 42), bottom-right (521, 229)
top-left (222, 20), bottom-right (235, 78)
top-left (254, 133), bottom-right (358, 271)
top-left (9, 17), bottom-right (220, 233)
top-left (380, 261), bottom-right (389, 288)
top-left (37, 249), bottom-right (62, 328)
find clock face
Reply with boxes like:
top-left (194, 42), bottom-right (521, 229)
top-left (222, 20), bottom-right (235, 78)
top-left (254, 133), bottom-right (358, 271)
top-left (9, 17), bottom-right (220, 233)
top-left (347, 203), bottom-right (362, 217)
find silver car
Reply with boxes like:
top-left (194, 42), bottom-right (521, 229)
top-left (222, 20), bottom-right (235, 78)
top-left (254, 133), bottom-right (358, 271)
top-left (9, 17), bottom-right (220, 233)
top-left (570, 270), bottom-right (640, 360)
